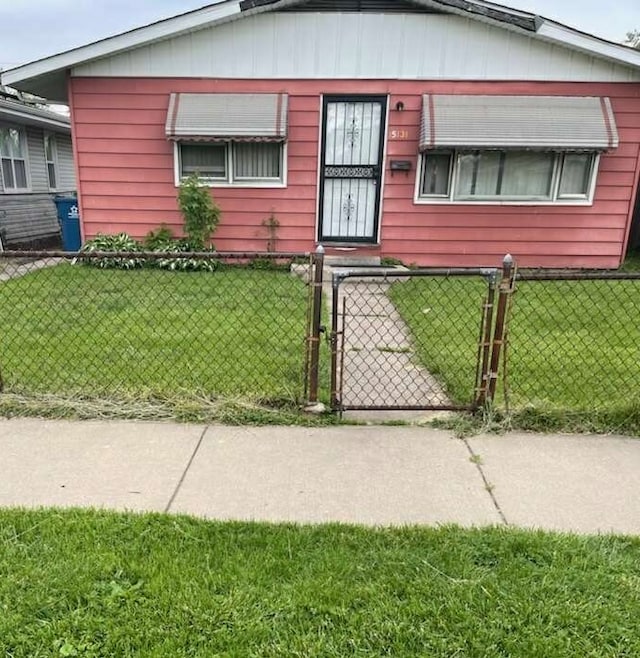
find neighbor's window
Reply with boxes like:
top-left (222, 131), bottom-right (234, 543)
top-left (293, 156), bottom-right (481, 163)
top-left (178, 142), bottom-right (284, 185)
top-left (418, 150), bottom-right (597, 203)
top-left (44, 133), bottom-right (58, 190)
top-left (0, 126), bottom-right (28, 191)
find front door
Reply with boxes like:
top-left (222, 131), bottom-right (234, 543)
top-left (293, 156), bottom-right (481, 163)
top-left (319, 96), bottom-right (387, 243)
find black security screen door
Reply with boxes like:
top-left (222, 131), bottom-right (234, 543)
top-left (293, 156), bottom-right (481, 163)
top-left (319, 96), bottom-right (387, 243)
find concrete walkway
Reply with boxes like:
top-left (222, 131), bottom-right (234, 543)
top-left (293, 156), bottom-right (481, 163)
top-left (1, 418), bottom-right (639, 535)
top-left (334, 277), bottom-right (449, 409)
top-left (0, 257), bottom-right (62, 282)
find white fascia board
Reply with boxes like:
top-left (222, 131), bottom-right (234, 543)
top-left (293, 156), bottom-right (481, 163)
top-left (1, 0), bottom-right (241, 87)
top-left (537, 21), bottom-right (640, 70)
top-left (0, 106), bottom-right (71, 132)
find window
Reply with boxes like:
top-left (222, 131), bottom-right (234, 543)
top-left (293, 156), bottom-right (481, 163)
top-left (181, 144), bottom-right (227, 180)
top-left (177, 141), bottom-right (284, 186)
top-left (558, 153), bottom-right (595, 198)
top-left (417, 150), bottom-right (597, 203)
top-left (0, 126), bottom-right (28, 191)
top-left (166, 92), bottom-right (288, 187)
top-left (420, 152), bottom-right (452, 197)
top-left (44, 133), bottom-right (58, 190)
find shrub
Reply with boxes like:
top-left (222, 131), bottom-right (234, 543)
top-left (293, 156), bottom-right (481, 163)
top-left (80, 233), bottom-right (143, 269)
top-left (178, 175), bottom-right (221, 250)
top-left (154, 240), bottom-right (219, 272)
top-left (143, 225), bottom-right (175, 251)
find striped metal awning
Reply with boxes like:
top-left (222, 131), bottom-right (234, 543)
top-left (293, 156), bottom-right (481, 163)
top-left (420, 95), bottom-right (619, 151)
top-left (165, 93), bottom-right (288, 142)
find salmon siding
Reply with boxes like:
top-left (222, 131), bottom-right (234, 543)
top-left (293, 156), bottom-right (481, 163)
top-left (69, 77), bottom-right (640, 268)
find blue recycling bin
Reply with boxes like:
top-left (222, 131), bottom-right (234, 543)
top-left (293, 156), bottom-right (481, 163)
top-left (54, 196), bottom-right (82, 252)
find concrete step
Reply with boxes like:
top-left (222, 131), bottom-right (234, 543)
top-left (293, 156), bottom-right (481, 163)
top-left (324, 255), bottom-right (381, 267)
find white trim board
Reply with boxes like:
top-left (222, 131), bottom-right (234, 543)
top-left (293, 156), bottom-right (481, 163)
top-left (2, 0), bottom-right (640, 103)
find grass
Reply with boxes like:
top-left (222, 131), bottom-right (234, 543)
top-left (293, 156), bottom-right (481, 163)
top-left (0, 392), bottom-right (339, 426)
top-left (506, 278), bottom-right (640, 413)
top-left (390, 275), bottom-right (640, 435)
top-left (0, 263), bottom-right (332, 423)
top-left (388, 276), bottom-right (490, 406)
top-left (2, 509), bottom-right (640, 657)
top-left (620, 249), bottom-right (640, 272)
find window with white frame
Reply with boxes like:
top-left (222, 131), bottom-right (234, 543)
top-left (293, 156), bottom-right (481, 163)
top-left (44, 133), bottom-right (58, 190)
top-left (167, 92), bottom-right (289, 187)
top-left (177, 141), bottom-right (284, 185)
top-left (0, 126), bottom-right (29, 191)
top-left (416, 94), bottom-right (618, 205)
top-left (417, 150), bottom-right (597, 203)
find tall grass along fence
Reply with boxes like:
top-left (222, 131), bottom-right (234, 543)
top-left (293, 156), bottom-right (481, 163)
top-left (0, 250), bottom-right (319, 423)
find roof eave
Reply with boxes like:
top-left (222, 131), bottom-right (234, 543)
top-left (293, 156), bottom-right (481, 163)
top-left (536, 20), bottom-right (640, 70)
top-left (0, 104), bottom-right (71, 132)
top-left (2, 0), bottom-right (640, 102)
top-left (1, 0), bottom-right (241, 100)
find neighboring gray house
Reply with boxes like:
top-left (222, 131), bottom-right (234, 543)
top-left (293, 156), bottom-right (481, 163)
top-left (0, 90), bottom-right (76, 248)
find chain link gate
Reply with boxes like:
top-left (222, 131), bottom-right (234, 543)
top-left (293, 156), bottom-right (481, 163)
top-left (327, 265), bottom-right (509, 414)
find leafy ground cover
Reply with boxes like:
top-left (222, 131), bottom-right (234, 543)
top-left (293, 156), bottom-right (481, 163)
top-left (0, 263), bottom-right (331, 424)
top-left (1, 509), bottom-right (639, 657)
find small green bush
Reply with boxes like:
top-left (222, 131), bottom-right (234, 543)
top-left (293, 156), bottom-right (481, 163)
top-left (81, 233), bottom-right (143, 269)
top-left (178, 175), bottom-right (221, 250)
top-left (143, 225), bottom-right (175, 251)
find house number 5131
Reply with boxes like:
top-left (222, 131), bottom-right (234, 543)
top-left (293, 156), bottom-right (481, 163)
top-left (391, 129), bottom-right (410, 140)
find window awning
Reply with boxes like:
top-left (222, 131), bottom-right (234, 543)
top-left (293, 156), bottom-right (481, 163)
top-left (420, 95), bottom-right (619, 151)
top-left (165, 93), bottom-right (288, 142)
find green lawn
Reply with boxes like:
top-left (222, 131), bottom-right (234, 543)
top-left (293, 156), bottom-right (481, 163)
top-left (1, 509), bottom-right (639, 657)
top-left (388, 276), bottom-right (492, 406)
top-left (390, 275), bottom-right (640, 433)
top-left (0, 264), bottom-right (325, 421)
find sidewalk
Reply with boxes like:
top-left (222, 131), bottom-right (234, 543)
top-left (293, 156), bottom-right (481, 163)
top-left (1, 418), bottom-right (639, 534)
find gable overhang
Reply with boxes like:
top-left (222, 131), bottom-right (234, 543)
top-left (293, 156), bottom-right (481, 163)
top-left (2, 0), bottom-right (640, 103)
top-left (0, 98), bottom-right (71, 132)
top-left (1, 0), bottom-right (242, 102)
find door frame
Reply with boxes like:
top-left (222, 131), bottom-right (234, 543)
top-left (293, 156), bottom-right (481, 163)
top-left (317, 94), bottom-right (388, 244)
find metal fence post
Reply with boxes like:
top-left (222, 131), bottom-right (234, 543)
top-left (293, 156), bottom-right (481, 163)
top-left (329, 271), bottom-right (342, 412)
top-left (486, 254), bottom-right (515, 404)
top-left (306, 245), bottom-right (325, 406)
top-left (475, 269), bottom-right (498, 407)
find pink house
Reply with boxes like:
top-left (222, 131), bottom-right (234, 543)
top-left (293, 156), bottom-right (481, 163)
top-left (4, 0), bottom-right (640, 267)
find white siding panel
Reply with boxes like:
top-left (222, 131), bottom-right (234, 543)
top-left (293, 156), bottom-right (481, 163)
top-left (72, 13), bottom-right (640, 82)
top-left (0, 194), bottom-right (60, 244)
top-left (56, 133), bottom-right (77, 192)
top-left (26, 126), bottom-right (49, 194)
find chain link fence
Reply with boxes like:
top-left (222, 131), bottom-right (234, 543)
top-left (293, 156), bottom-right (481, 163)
top-left (0, 251), bottom-right (314, 417)
top-left (1, 249), bottom-right (639, 428)
top-left (330, 270), bottom-right (494, 411)
top-left (328, 263), bottom-right (640, 427)
top-left (505, 271), bottom-right (640, 418)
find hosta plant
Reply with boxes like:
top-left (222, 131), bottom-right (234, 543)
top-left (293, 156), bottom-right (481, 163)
top-left (154, 240), bottom-right (219, 272)
top-left (80, 233), bottom-right (143, 269)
